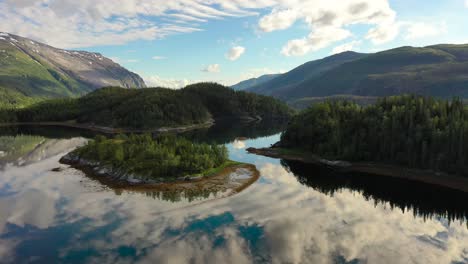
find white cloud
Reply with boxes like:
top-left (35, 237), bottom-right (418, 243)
top-left (365, 22), bottom-right (400, 44)
top-left (1, 0), bottom-right (399, 54)
top-left (404, 22), bottom-right (446, 40)
top-left (332, 40), bottom-right (361, 54)
top-left (260, 0), bottom-right (399, 56)
top-left (202, 64), bottom-right (221, 73)
top-left (0, 1), bottom-right (259, 48)
top-left (259, 9), bottom-right (298, 32)
top-left (226, 46), bottom-right (245, 61)
top-left (465, 0), bottom-right (468, 8)
top-left (144, 75), bottom-right (193, 89)
top-left (152, 56), bottom-right (166, 60)
top-left (282, 27), bottom-right (352, 56)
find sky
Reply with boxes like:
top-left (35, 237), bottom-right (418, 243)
top-left (1, 0), bottom-right (468, 88)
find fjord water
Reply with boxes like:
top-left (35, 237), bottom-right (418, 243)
top-left (0, 124), bottom-right (467, 264)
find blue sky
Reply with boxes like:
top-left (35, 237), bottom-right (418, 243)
top-left (1, 0), bottom-right (468, 87)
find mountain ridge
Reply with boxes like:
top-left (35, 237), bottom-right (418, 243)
top-left (245, 45), bottom-right (468, 102)
top-left (0, 32), bottom-right (146, 107)
top-left (231, 74), bottom-right (281, 91)
top-left (247, 51), bottom-right (368, 97)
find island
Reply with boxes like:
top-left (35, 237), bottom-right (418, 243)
top-left (0, 83), bottom-right (293, 133)
top-left (248, 95), bottom-right (468, 193)
top-left (60, 134), bottom-right (259, 190)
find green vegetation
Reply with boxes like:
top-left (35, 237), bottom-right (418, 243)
top-left (0, 40), bottom-right (90, 101)
top-left (0, 83), bottom-right (293, 129)
top-left (0, 87), bottom-right (43, 109)
top-left (280, 95), bottom-right (468, 176)
top-left (67, 134), bottom-right (230, 180)
top-left (248, 51), bottom-right (366, 97)
top-left (0, 33), bottom-right (146, 107)
top-left (248, 45), bottom-right (468, 101)
top-left (183, 83), bottom-right (294, 119)
top-left (288, 95), bottom-right (378, 110)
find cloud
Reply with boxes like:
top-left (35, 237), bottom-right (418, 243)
top-left (332, 40), bottom-right (361, 54)
top-left (152, 56), bottom-right (166, 60)
top-left (259, 9), bottom-right (298, 32)
top-left (282, 27), bottom-right (352, 56)
top-left (0, 0), bottom-right (399, 53)
top-left (144, 75), bottom-right (193, 89)
top-left (202, 64), bottom-right (221, 73)
top-left (232, 139), bottom-right (246, 149)
top-left (365, 22), bottom-right (400, 44)
top-left (466, 0), bottom-right (468, 8)
top-left (259, 0), bottom-right (398, 56)
top-left (0, 1), bottom-right (255, 48)
top-left (404, 22), bottom-right (447, 40)
top-left (226, 46), bottom-right (245, 61)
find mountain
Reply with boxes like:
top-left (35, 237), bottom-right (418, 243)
top-left (247, 45), bottom-right (468, 102)
top-left (232, 74), bottom-right (280, 91)
top-left (248, 51), bottom-right (367, 97)
top-left (0, 32), bottom-right (146, 107)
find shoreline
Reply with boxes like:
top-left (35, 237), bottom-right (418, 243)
top-left (0, 120), bottom-right (215, 134)
top-left (247, 147), bottom-right (468, 193)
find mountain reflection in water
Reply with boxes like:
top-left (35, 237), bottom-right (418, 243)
top-left (0, 123), bottom-right (467, 264)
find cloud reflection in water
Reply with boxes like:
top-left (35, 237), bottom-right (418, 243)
top-left (0, 137), bottom-right (467, 264)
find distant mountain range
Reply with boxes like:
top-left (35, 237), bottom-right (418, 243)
top-left (231, 74), bottom-right (280, 91)
top-left (234, 44), bottom-right (468, 106)
top-left (0, 32), bottom-right (145, 107)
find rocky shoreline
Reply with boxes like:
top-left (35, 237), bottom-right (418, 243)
top-left (247, 147), bottom-right (468, 193)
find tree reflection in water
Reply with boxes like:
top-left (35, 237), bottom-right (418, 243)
top-left (281, 159), bottom-right (468, 225)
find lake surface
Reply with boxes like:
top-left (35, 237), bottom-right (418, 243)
top-left (0, 123), bottom-right (467, 264)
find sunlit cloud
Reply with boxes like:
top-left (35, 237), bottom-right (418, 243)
top-left (202, 64), bottom-right (221, 73)
top-left (226, 46), bottom-right (245, 61)
top-left (0, 0), bottom-right (400, 54)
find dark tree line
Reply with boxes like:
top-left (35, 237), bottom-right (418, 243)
top-left (0, 83), bottom-right (293, 129)
top-left (281, 95), bottom-right (468, 176)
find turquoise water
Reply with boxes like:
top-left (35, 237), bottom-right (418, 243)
top-left (0, 125), bottom-right (467, 264)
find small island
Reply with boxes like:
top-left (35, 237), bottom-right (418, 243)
top-left (60, 134), bottom-right (257, 188)
top-left (249, 95), bottom-right (468, 193)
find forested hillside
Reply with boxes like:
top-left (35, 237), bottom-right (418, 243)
top-left (280, 95), bottom-right (468, 176)
top-left (246, 44), bottom-right (468, 102)
top-left (0, 83), bottom-right (293, 129)
top-left (248, 51), bottom-right (366, 96)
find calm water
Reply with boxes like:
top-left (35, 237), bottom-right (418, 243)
top-left (0, 124), bottom-right (467, 264)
